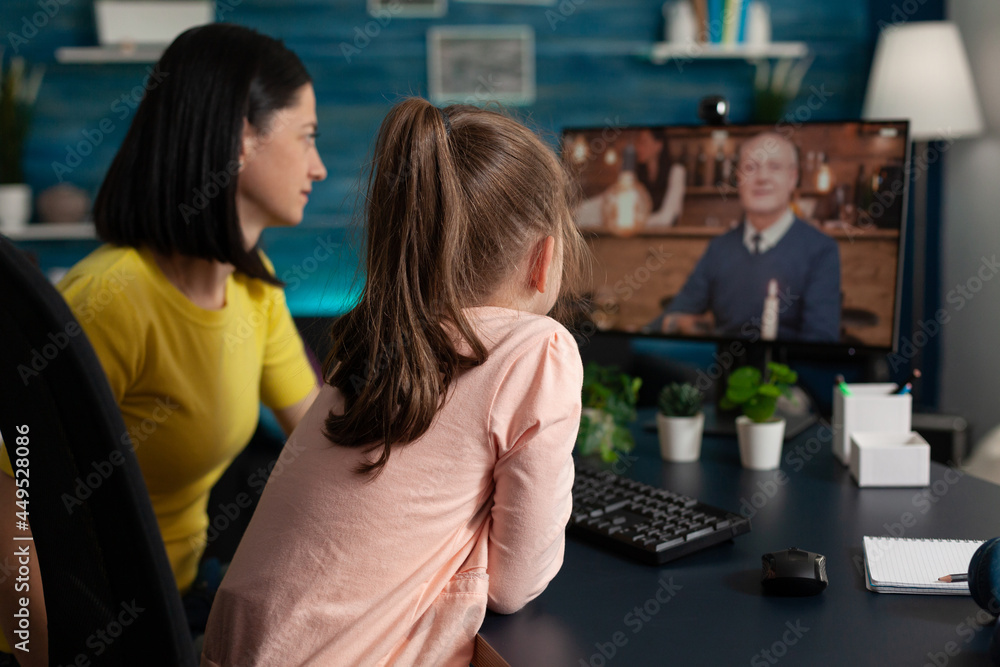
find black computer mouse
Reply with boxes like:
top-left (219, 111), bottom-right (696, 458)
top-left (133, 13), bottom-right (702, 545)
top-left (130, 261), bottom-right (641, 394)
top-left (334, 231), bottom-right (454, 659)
top-left (761, 547), bottom-right (828, 596)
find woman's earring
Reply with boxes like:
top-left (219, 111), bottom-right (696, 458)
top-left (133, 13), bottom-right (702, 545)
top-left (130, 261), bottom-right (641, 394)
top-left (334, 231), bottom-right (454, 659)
top-left (238, 159), bottom-right (245, 173)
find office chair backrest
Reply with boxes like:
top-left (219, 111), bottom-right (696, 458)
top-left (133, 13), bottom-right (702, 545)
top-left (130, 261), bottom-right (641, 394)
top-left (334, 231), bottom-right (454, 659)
top-left (0, 236), bottom-right (196, 665)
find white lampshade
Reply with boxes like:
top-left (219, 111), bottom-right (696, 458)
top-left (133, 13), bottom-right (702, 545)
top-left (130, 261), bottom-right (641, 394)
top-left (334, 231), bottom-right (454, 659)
top-left (863, 21), bottom-right (984, 141)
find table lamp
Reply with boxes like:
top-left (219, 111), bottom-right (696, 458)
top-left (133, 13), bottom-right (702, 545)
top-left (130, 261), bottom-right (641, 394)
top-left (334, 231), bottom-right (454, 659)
top-left (862, 21), bottom-right (984, 399)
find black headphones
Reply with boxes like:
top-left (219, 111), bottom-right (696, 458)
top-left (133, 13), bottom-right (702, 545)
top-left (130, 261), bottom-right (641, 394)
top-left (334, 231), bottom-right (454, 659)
top-left (965, 537), bottom-right (1000, 663)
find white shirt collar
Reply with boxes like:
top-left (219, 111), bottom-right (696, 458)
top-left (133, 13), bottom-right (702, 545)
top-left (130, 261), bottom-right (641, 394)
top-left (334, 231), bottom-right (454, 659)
top-left (743, 208), bottom-right (795, 255)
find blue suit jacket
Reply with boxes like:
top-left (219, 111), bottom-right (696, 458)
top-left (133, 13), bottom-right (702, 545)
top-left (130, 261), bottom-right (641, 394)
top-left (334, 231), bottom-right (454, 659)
top-left (664, 218), bottom-right (841, 342)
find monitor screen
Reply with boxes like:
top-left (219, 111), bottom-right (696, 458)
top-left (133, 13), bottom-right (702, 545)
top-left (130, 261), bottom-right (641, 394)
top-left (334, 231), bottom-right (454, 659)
top-left (561, 120), bottom-right (909, 351)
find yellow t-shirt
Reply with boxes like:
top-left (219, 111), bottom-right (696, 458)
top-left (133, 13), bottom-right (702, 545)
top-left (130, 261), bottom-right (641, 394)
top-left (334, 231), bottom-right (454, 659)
top-left (1, 244), bottom-right (315, 596)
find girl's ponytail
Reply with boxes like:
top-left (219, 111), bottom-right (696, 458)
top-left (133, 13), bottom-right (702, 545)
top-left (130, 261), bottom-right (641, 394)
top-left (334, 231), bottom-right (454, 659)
top-left (325, 98), bottom-right (587, 476)
top-left (325, 99), bottom-right (486, 476)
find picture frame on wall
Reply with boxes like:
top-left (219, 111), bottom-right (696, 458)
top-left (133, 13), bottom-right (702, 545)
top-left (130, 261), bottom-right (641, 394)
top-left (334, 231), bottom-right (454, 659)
top-left (368, 0), bottom-right (446, 19)
top-left (428, 26), bottom-right (536, 106)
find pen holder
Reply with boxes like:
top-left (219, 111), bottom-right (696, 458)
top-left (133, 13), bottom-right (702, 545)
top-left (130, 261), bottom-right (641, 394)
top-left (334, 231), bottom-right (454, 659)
top-left (832, 383), bottom-right (911, 465)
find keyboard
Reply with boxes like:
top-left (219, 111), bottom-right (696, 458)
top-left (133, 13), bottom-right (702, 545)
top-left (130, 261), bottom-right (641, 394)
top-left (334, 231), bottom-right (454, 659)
top-left (569, 460), bottom-right (752, 565)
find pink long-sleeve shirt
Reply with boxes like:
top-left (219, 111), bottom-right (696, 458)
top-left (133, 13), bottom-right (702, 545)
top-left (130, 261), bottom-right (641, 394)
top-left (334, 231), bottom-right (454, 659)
top-left (201, 307), bottom-right (583, 666)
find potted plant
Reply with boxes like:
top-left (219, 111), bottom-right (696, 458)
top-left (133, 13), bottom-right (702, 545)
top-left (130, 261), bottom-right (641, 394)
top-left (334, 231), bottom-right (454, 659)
top-left (720, 362), bottom-right (798, 470)
top-left (656, 383), bottom-right (704, 462)
top-left (576, 363), bottom-right (642, 463)
top-left (0, 53), bottom-right (44, 233)
top-left (751, 56), bottom-right (813, 124)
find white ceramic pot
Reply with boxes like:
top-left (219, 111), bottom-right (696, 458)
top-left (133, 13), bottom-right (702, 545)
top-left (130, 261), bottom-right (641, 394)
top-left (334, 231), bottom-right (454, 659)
top-left (0, 184), bottom-right (31, 233)
top-left (736, 415), bottom-right (785, 470)
top-left (656, 412), bottom-right (705, 462)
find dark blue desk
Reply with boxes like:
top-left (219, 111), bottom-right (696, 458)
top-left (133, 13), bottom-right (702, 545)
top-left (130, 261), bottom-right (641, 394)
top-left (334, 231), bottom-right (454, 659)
top-left (478, 411), bottom-right (1000, 666)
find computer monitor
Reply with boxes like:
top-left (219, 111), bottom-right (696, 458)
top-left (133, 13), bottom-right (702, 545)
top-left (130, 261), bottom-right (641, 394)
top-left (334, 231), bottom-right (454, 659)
top-left (561, 120), bottom-right (910, 352)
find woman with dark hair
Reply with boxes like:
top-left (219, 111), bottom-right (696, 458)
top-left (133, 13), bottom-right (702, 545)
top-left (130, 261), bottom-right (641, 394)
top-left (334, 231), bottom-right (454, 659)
top-left (575, 127), bottom-right (685, 232)
top-left (634, 127), bottom-right (685, 226)
top-left (0, 23), bottom-right (326, 662)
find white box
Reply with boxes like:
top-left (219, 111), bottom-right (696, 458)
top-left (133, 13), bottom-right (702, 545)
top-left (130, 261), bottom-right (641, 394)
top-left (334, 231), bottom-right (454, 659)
top-left (849, 431), bottom-right (930, 487)
top-left (832, 383), bottom-right (911, 465)
top-left (95, 1), bottom-right (213, 46)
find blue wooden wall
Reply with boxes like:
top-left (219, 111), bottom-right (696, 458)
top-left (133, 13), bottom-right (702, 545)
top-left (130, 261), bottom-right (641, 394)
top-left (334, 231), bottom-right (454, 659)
top-left (4, 0), bottom-right (874, 316)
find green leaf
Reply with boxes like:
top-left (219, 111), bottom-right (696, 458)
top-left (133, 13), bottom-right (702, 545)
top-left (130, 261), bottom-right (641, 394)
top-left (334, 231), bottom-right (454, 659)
top-left (757, 384), bottom-right (782, 398)
top-left (728, 366), bottom-right (761, 388)
top-left (612, 424), bottom-right (636, 452)
top-left (726, 384), bottom-right (757, 404)
top-left (744, 395), bottom-right (777, 423)
top-left (630, 377), bottom-right (643, 398)
top-left (766, 362), bottom-right (797, 385)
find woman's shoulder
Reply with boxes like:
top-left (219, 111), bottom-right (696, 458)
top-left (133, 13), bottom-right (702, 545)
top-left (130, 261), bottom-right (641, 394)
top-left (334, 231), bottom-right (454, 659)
top-left (229, 249), bottom-right (284, 305)
top-left (57, 244), bottom-right (151, 302)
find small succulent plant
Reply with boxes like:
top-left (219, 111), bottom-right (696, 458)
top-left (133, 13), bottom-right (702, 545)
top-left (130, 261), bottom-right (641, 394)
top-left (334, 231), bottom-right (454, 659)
top-left (657, 383), bottom-right (703, 418)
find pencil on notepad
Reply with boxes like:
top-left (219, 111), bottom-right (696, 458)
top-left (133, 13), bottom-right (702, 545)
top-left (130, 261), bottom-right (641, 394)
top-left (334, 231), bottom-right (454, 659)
top-left (938, 573), bottom-right (968, 583)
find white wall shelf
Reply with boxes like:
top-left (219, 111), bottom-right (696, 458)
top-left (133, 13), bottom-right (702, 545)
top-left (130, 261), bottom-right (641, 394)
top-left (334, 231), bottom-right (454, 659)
top-left (3, 223), bottom-right (97, 240)
top-left (55, 46), bottom-right (165, 64)
top-left (647, 41), bottom-right (808, 65)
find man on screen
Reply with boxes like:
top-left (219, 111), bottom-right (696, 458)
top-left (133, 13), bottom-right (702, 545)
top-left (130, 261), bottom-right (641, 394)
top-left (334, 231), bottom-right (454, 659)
top-left (657, 131), bottom-right (841, 342)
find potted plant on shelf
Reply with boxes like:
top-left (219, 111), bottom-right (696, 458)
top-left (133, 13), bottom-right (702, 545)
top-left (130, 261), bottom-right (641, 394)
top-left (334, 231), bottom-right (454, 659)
top-left (656, 383), bottom-right (704, 462)
top-left (0, 53), bottom-right (44, 233)
top-left (721, 362), bottom-right (798, 470)
top-left (576, 363), bottom-right (642, 464)
top-left (752, 55), bottom-right (813, 124)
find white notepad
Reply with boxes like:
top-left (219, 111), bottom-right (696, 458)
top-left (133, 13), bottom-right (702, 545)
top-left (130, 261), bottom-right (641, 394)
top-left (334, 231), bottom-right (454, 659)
top-left (863, 536), bottom-right (985, 595)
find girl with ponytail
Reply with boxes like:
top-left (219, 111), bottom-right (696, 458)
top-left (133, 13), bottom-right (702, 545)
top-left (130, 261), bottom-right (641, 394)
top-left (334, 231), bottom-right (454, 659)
top-left (202, 98), bottom-right (588, 667)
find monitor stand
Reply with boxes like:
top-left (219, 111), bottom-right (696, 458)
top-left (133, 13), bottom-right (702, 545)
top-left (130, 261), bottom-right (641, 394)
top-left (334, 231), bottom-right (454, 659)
top-left (700, 399), bottom-right (818, 440)
top-left (700, 344), bottom-right (820, 440)
top-left (639, 342), bottom-right (819, 441)
top-left (641, 400), bottom-right (817, 441)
